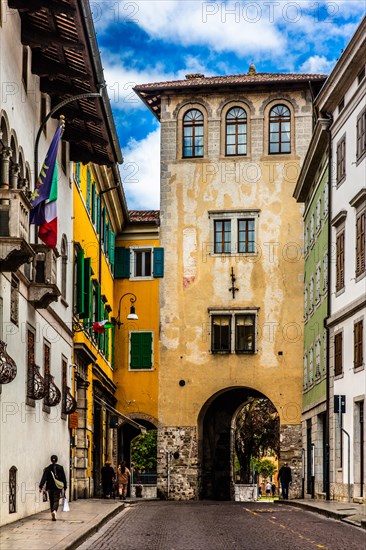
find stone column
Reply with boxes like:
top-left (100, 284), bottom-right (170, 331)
top-left (0, 147), bottom-right (12, 189)
top-left (74, 379), bottom-right (90, 499)
top-left (9, 163), bottom-right (20, 189)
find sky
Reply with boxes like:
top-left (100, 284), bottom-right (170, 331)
top-left (91, 0), bottom-right (366, 210)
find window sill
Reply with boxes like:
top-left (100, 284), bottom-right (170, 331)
top-left (61, 297), bottom-right (69, 308)
top-left (335, 287), bottom-right (345, 297)
top-left (356, 150), bottom-right (366, 166)
top-left (334, 372), bottom-right (344, 380)
top-left (129, 276), bottom-right (154, 281)
top-left (354, 364), bottom-right (365, 373)
top-left (355, 271), bottom-right (366, 284)
top-left (336, 176), bottom-right (346, 188)
top-left (128, 368), bottom-right (154, 372)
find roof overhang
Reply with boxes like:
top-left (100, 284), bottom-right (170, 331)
top-left (9, 0), bottom-right (122, 166)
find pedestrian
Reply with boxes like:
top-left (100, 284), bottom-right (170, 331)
top-left (101, 459), bottom-right (115, 499)
top-left (271, 483), bottom-right (276, 497)
top-left (39, 455), bottom-right (67, 521)
top-left (278, 461), bottom-right (292, 500)
top-left (117, 460), bottom-right (130, 500)
top-left (265, 481), bottom-right (271, 495)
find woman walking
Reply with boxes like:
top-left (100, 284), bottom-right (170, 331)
top-left (117, 461), bottom-right (130, 500)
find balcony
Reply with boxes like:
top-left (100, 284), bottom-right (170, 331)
top-left (28, 244), bottom-right (60, 309)
top-left (0, 189), bottom-right (34, 271)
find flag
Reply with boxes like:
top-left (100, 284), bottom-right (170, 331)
top-left (92, 320), bottom-right (115, 334)
top-left (30, 124), bottom-right (63, 249)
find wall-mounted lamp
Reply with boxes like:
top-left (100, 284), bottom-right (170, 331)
top-left (112, 293), bottom-right (138, 329)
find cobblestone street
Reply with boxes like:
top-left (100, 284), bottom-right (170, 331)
top-left (78, 501), bottom-right (366, 550)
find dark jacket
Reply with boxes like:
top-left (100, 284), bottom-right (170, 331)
top-left (40, 463), bottom-right (67, 491)
top-left (278, 465), bottom-right (292, 485)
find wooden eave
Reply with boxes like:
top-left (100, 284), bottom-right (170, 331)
top-left (10, 0), bottom-right (122, 166)
top-left (134, 79), bottom-right (326, 121)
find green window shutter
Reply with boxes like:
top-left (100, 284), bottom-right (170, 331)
top-left (109, 231), bottom-right (115, 267)
top-left (86, 168), bottom-right (91, 212)
top-left (75, 163), bottom-right (80, 186)
top-left (79, 257), bottom-right (92, 319)
top-left (96, 194), bottom-right (101, 234)
top-left (105, 221), bottom-right (109, 255)
top-left (111, 326), bottom-right (115, 368)
top-left (114, 247), bottom-right (130, 278)
top-left (153, 247), bottom-right (164, 278)
top-left (91, 184), bottom-right (96, 224)
top-left (76, 248), bottom-right (85, 314)
top-left (102, 208), bottom-right (106, 251)
top-left (130, 332), bottom-right (153, 370)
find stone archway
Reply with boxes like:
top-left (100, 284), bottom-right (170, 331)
top-left (199, 387), bottom-right (264, 500)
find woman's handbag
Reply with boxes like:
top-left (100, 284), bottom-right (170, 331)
top-left (51, 471), bottom-right (64, 490)
top-left (63, 496), bottom-right (70, 512)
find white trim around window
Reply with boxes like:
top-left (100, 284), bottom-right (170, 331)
top-left (129, 246), bottom-right (153, 280)
top-left (208, 209), bottom-right (260, 256)
top-left (208, 307), bottom-right (259, 354)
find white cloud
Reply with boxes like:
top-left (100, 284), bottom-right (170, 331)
top-left (300, 55), bottom-right (335, 74)
top-left (121, 128), bottom-right (161, 209)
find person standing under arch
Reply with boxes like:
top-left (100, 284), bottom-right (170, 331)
top-left (278, 462), bottom-right (292, 500)
top-left (117, 461), bottom-right (130, 500)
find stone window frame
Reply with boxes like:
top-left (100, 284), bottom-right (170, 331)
top-left (349, 189), bottom-right (366, 282)
top-left (336, 133), bottom-right (346, 186)
top-left (356, 105), bottom-right (366, 164)
top-left (323, 252), bottom-right (328, 292)
top-left (309, 345), bottom-right (314, 384)
top-left (60, 234), bottom-right (68, 305)
top-left (323, 184), bottom-right (329, 219)
top-left (323, 331), bottom-right (327, 374)
top-left (303, 350), bottom-right (308, 389)
top-left (61, 355), bottom-right (68, 421)
top-left (315, 336), bottom-right (321, 378)
top-left (264, 100), bottom-right (295, 157)
top-left (334, 329), bottom-right (343, 378)
top-left (177, 102), bottom-right (209, 161)
top-left (42, 339), bottom-right (51, 414)
top-left (315, 263), bottom-right (321, 305)
top-left (10, 275), bottom-right (19, 326)
top-left (26, 324), bottom-right (36, 407)
top-left (309, 276), bottom-right (314, 313)
top-left (304, 286), bottom-right (308, 322)
top-left (331, 210), bottom-right (347, 296)
top-left (129, 246), bottom-right (154, 281)
top-left (219, 101), bottom-right (251, 159)
top-left (208, 307), bottom-right (259, 355)
top-left (208, 209), bottom-right (260, 257)
top-left (353, 316), bottom-right (364, 371)
top-left (316, 196), bottom-right (322, 233)
top-left (309, 213), bottom-right (315, 247)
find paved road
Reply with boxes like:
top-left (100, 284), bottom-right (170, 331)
top-left (78, 501), bottom-right (365, 550)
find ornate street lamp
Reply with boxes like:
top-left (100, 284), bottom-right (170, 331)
top-left (112, 293), bottom-right (138, 329)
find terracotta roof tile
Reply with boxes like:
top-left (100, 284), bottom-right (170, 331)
top-left (128, 210), bottom-right (160, 224)
top-left (134, 72), bottom-right (327, 91)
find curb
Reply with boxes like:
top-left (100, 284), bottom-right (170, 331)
top-left (277, 500), bottom-right (366, 529)
top-left (55, 502), bottom-right (125, 550)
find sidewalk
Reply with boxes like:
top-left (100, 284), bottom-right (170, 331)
top-left (279, 499), bottom-right (366, 529)
top-left (0, 498), bottom-right (125, 550)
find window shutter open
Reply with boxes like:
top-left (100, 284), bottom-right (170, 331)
top-left (91, 184), bottom-right (96, 224)
top-left (96, 194), bottom-right (101, 234)
top-left (86, 168), bottom-right (91, 213)
top-left (79, 257), bottom-right (92, 319)
top-left (153, 247), bottom-right (164, 278)
top-left (76, 249), bottom-right (84, 314)
top-left (114, 247), bottom-right (130, 278)
top-left (109, 231), bottom-right (115, 267)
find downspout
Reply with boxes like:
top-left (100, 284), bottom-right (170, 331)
top-left (324, 113), bottom-right (333, 501)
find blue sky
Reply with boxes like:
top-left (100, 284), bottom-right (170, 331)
top-left (92, 1), bottom-right (366, 210)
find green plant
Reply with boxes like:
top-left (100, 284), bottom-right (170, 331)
top-left (252, 458), bottom-right (277, 479)
top-left (131, 429), bottom-right (157, 473)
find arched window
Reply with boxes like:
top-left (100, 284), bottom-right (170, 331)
top-left (269, 104), bottom-right (291, 154)
top-left (183, 109), bottom-right (204, 158)
top-left (225, 107), bottom-right (247, 156)
top-left (61, 235), bottom-right (68, 300)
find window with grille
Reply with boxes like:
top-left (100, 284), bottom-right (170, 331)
top-left (183, 109), bottom-right (204, 158)
top-left (336, 230), bottom-right (345, 292)
top-left (334, 332), bottom-right (343, 376)
top-left (225, 107), bottom-right (247, 156)
top-left (336, 136), bottom-right (346, 184)
top-left (269, 104), bottom-right (291, 154)
top-left (356, 211), bottom-right (365, 277)
top-left (9, 467), bottom-right (17, 514)
top-left (354, 320), bottom-right (364, 369)
top-left (10, 275), bottom-right (19, 326)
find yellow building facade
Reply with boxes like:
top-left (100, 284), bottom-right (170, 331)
top-left (135, 71), bottom-right (326, 500)
top-left (72, 161), bottom-right (128, 498)
top-left (113, 211), bottom-right (161, 467)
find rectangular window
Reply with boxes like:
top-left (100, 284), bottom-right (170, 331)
top-left (336, 230), bottom-right (345, 292)
top-left (211, 315), bottom-right (231, 352)
top-left (43, 341), bottom-right (51, 413)
top-left (336, 136), bottom-right (346, 184)
top-left (210, 310), bottom-right (257, 354)
top-left (22, 46), bottom-right (28, 91)
top-left (338, 97), bottom-right (345, 114)
top-left (129, 331), bottom-right (153, 370)
top-left (354, 320), bottom-right (363, 369)
top-left (61, 357), bottom-right (67, 420)
top-left (358, 67), bottom-right (365, 85)
top-left (334, 332), bottom-right (343, 376)
top-left (214, 220), bottom-right (231, 253)
top-left (356, 107), bottom-right (366, 160)
top-left (26, 328), bottom-right (35, 405)
top-left (133, 250), bottom-right (152, 277)
top-left (235, 314), bottom-right (255, 352)
top-left (356, 211), bottom-right (365, 277)
top-left (238, 219), bottom-right (255, 253)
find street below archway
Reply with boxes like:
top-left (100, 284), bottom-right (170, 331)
top-left (78, 501), bottom-right (365, 550)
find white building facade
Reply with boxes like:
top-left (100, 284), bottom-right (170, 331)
top-left (0, 8), bottom-right (74, 524)
top-left (317, 19), bottom-right (366, 502)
